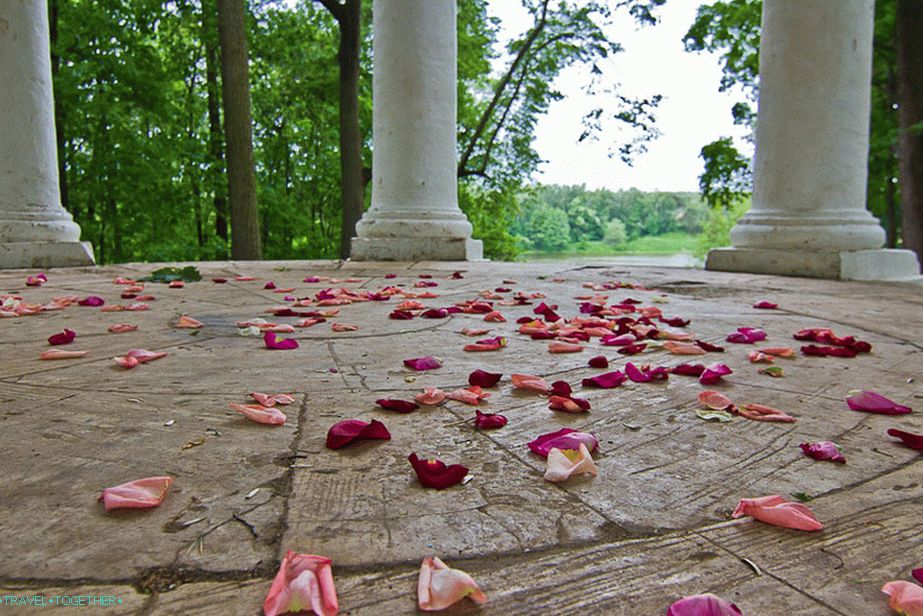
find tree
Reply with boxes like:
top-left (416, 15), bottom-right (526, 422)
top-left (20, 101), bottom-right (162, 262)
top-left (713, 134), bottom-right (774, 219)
top-left (603, 218), bottom-right (627, 247)
top-left (316, 0), bottom-right (364, 259)
top-left (216, 0), bottom-right (262, 259)
top-left (896, 0), bottom-right (923, 268)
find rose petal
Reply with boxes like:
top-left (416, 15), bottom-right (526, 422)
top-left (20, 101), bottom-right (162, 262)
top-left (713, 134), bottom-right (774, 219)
top-left (667, 594), bottom-right (742, 616)
top-left (753, 300), bottom-right (778, 309)
top-left (846, 391), bottom-right (912, 415)
top-left (175, 315), bottom-right (204, 329)
top-left (726, 327), bottom-right (767, 344)
top-left (698, 390), bottom-right (735, 411)
top-left (463, 336), bottom-right (506, 352)
top-left (544, 444), bottom-right (598, 482)
top-left (548, 395), bottom-right (591, 412)
top-left (230, 403), bottom-right (287, 425)
top-left (914, 569), bottom-right (923, 585)
top-left (663, 341), bottom-right (707, 355)
top-left (78, 295), bottom-right (105, 307)
top-left (625, 362), bottom-right (669, 383)
top-left (99, 476), bottom-right (173, 512)
top-left (474, 410), bottom-right (507, 429)
top-left (264, 331), bottom-right (299, 350)
top-left (587, 355), bottom-right (609, 368)
top-left (250, 392), bottom-right (296, 407)
top-left (376, 399), bottom-right (419, 413)
top-left (511, 373), bottom-right (551, 394)
top-left (331, 323), bottom-right (359, 332)
top-left (417, 556), bottom-right (487, 611)
top-left (699, 362), bottom-right (733, 385)
top-left (108, 323), bottom-right (138, 333)
top-left (468, 369), bottom-right (502, 387)
top-left (732, 495), bottom-right (823, 531)
top-left (446, 386), bottom-right (490, 405)
top-left (527, 428), bottom-right (598, 458)
top-left (881, 581), bottom-right (923, 616)
top-left (408, 453), bottom-right (468, 489)
top-left (404, 355), bottom-right (442, 371)
top-left (801, 344), bottom-right (858, 358)
top-left (325, 419), bottom-right (391, 449)
top-left (263, 550), bottom-right (339, 616)
top-left (887, 428), bottom-right (923, 450)
top-left (671, 363), bottom-right (705, 377)
top-left (760, 347), bottom-right (796, 357)
top-left (581, 371), bottom-right (626, 389)
top-left (739, 403), bottom-right (796, 422)
top-left (39, 349), bottom-right (87, 360)
top-left (415, 388), bottom-right (446, 405)
top-left (695, 340), bottom-right (725, 353)
top-left (800, 441), bottom-right (846, 463)
top-left (47, 329), bottom-right (77, 346)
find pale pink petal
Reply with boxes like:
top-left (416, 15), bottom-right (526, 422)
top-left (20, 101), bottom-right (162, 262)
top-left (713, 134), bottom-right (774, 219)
top-left (108, 323), bottom-right (138, 333)
top-left (511, 373), bottom-right (552, 394)
top-left (230, 403), bottom-right (287, 425)
top-left (663, 341), bottom-right (707, 355)
top-left (175, 315), bottom-right (203, 329)
top-left (446, 386), bottom-right (490, 405)
top-left (417, 556), bottom-right (487, 611)
top-left (331, 323), bottom-right (359, 332)
top-left (698, 390), bottom-right (734, 411)
top-left (732, 495), bottom-right (823, 531)
top-left (40, 349), bottom-right (88, 360)
top-left (543, 444), bottom-right (598, 482)
top-left (125, 349), bottom-right (168, 363)
top-left (264, 550), bottom-right (339, 616)
top-left (549, 341), bottom-right (584, 353)
top-left (415, 387), bottom-right (447, 405)
top-left (881, 581), bottom-right (923, 616)
top-left (114, 355), bottom-right (139, 369)
top-left (99, 476), bottom-right (173, 512)
top-left (250, 392), bottom-right (296, 407)
top-left (739, 403), bottom-right (796, 422)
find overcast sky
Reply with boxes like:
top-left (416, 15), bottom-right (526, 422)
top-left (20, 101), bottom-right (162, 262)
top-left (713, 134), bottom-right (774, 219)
top-left (487, 0), bottom-right (754, 192)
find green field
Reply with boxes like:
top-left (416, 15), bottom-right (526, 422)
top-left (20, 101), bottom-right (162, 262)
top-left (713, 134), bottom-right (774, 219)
top-left (522, 232), bottom-right (699, 259)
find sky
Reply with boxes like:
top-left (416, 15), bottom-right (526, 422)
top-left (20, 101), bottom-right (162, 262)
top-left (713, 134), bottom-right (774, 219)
top-left (487, 0), bottom-right (753, 192)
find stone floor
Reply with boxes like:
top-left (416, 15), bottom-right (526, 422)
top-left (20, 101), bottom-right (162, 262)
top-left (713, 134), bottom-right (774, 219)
top-left (0, 259), bottom-right (921, 615)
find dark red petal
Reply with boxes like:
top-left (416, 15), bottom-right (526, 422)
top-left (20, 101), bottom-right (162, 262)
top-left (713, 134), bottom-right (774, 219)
top-left (212, 278), bottom-right (227, 283)
top-left (469, 369), bottom-right (502, 387)
top-left (421, 308), bottom-right (450, 318)
top-left (617, 343), bottom-right (647, 355)
top-left (47, 329), bottom-right (77, 346)
top-left (581, 371), bottom-right (626, 388)
top-left (699, 363), bottom-right (733, 385)
top-left (753, 300), bottom-right (778, 309)
top-left (527, 428), bottom-right (599, 457)
top-left (550, 380), bottom-right (573, 396)
top-left (264, 281), bottom-right (277, 290)
top-left (376, 399), bottom-right (419, 413)
top-left (408, 453), bottom-right (468, 489)
top-left (474, 410), bottom-right (507, 429)
top-left (403, 356), bottom-right (442, 371)
top-left (389, 309), bottom-right (415, 320)
top-left (671, 363), bottom-right (705, 377)
top-left (326, 419), bottom-right (391, 449)
top-left (694, 340), bottom-right (725, 352)
top-left (913, 568), bottom-right (923, 584)
top-left (450, 271), bottom-right (464, 279)
top-left (887, 428), bottom-right (923, 449)
top-left (587, 355), bottom-right (609, 368)
top-left (533, 302), bottom-right (561, 322)
top-left (78, 295), bottom-right (105, 306)
top-left (659, 316), bottom-right (690, 327)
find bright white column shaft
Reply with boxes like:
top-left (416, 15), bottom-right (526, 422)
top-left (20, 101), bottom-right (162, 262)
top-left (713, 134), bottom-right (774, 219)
top-left (0, 1), bottom-right (93, 267)
top-left (352, 0), bottom-right (481, 260)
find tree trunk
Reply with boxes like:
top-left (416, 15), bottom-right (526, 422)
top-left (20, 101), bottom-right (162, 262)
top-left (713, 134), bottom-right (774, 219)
top-left (204, 6), bottom-right (229, 246)
top-left (896, 0), bottom-right (923, 270)
top-left (216, 0), bottom-right (262, 260)
top-left (48, 0), bottom-right (69, 212)
top-left (319, 0), bottom-right (364, 259)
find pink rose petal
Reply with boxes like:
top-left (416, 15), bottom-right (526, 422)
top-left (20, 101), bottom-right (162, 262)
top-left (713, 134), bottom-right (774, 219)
top-left (264, 331), bottom-right (299, 350)
top-left (250, 392), bottom-right (296, 407)
top-left (846, 391), bottom-right (912, 415)
top-left (108, 323), bottom-right (138, 333)
top-left (581, 371), bottom-right (626, 389)
top-left (732, 495), bottom-right (823, 531)
top-left (263, 551), bottom-right (339, 616)
top-left (726, 327), bottom-right (767, 344)
top-left (474, 410), bottom-right (507, 429)
top-left (230, 403), bottom-right (287, 425)
top-left (511, 373), bottom-right (551, 394)
top-left (698, 390), bottom-right (735, 411)
top-left (753, 300), bottom-right (778, 309)
top-left (404, 355), bottom-right (442, 371)
top-left (408, 453), bottom-right (468, 489)
top-left (47, 329), bottom-right (76, 346)
top-left (544, 444), bottom-right (598, 482)
top-left (175, 315), bottom-right (203, 329)
top-left (667, 594), bottom-right (742, 616)
top-left (446, 386), bottom-right (490, 406)
top-left (415, 388), bottom-right (446, 405)
top-left (527, 428), bottom-right (598, 458)
top-left (417, 556), bottom-right (487, 611)
top-left (99, 476), bottom-right (173, 512)
top-left (699, 362), bottom-right (733, 385)
top-left (800, 441), bottom-right (846, 463)
top-left (739, 402), bottom-right (795, 422)
top-left (78, 295), bottom-right (105, 307)
top-left (881, 580), bottom-right (923, 616)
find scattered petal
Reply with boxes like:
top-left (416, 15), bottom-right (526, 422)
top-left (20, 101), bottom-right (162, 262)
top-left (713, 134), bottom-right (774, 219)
top-left (78, 295), bottom-right (105, 307)
top-left (726, 327), bottom-right (767, 344)
top-left (230, 403), bottom-right (287, 425)
top-left (699, 362), bottom-right (733, 385)
top-left (588, 355), bottom-right (609, 368)
top-left (753, 300), bottom-right (778, 309)
top-left (881, 581), bottom-right (923, 616)
top-left (404, 356), bottom-right (442, 371)
top-left (108, 323), bottom-right (138, 333)
top-left (544, 444), bottom-right (598, 482)
top-left (511, 373), bottom-right (551, 394)
top-left (667, 594), bottom-right (742, 616)
top-left (250, 392), bottom-right (296, 407)
top-left (528, 428), bottom-right (598, 457)
top-left (331, 323), bottom-right (359, 332)
top-left (175, 315), bottom-right (203, 329)
top-left (461, 327), bottom-right (489, 337)
top-left (263, 550), bottom-right (339, 616)
top-left (417, 556), bottom-right (486, 611)
top-left (760, 347), bottom-right (796, 358)
top-left (468, 369), bottom-right (502, 387)
top-left (800, 441), bottom-right (846, 463)
top-left (698, 390), bottom-right (735, 411)
top-left (548, 395), bottom-right (591, 413)
top-left (264, 331), bottom-right (299, 350)
top-left (483, 310), bottom-right (506, 322)
top-left (376, 399), bottom-right (419, 413)
top-left (732, 495), bottom-right (823, 531)
top-left (47, 329), bottom-right (76, 346)
top-left (446, 386), bottom-right (490, 405)
top-left (474, 410), bottom-right (507, 429)
top-left (408, 453), bottom-right (468, 489)
top-left (463, 336), bottom-right (506, 352)
top-left (671, 363), bottom-right (705, 377)
top-left (739, 403), bottom-right (796, 422)
top-left (625, 362), bottom-right (669, 383)
top-left (581, 371), bottom-right (626, 389)
top-left (325, 419), bottom-right (391, 449)
top-left (415, 388), bottom-right (446, 405)
top-left (759, 366), bottom-right (785, 378)
top-left (99, 476), bottom-right (173, 512)
top-left (846, 391), bottom-right (912, 415)
top-left (663, 341), bottom-right (707, 355)
top-left (40, 349), bottom-right (88, 360)
top-left (887, 428), bottom-right (923, 450)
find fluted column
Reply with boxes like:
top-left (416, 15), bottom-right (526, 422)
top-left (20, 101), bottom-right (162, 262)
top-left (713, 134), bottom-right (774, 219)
top-left (0, 1), bottom-right (94, 268)
top-left (707, 0), bottom-right (919, 280)
top-left (350, 0), bottom-right (482, 261)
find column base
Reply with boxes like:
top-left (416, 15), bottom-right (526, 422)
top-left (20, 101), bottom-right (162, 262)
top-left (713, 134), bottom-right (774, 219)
top-left (350, 237), bottom-right (483, 261)
top-left (0, 241), bottom-right (95, 269)
top-left (706, 247), bottom-right (921, 281)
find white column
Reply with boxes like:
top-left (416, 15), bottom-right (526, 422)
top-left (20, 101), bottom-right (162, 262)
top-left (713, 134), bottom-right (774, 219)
top-left (350, 0), bottom-right (482, 261)
top-left (707, 0), bottom-right (919, 280)
top-left (0, 1), bottom-right (94, 268)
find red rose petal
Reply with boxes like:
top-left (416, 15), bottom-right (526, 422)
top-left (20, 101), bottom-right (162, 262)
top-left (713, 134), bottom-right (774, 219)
top-left (48, 329), bottom-right (76, 346)
top-left (887, 428), bottom-right (923, 450)
top-left (403, 356), bottom-right (442, 371)
top-left (326, 419), bottom-right (391, 449)
top-left (376, 399), bottom-right (419, 413)
top-left (587, 355), bottom-right (609, 368)
top-left (800, 441), bottom-right (846, 463)
top-left (264, 331), bottom-right (299, 350)
top-left (408, 453), bottom-right (468, 489)
top-left (847, 391), bottom-right (912, 415)
top-left (468, 369), bottom-right (502, 387)
top-left (527, 428), bottom-right (599, 457)
top-left (581, 371), bottom-right (626, 388)
top-left (474, 410), bottom-right (507, 429)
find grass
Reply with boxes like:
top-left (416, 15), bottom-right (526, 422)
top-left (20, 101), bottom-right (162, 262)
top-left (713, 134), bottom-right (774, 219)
top-left (522, 232), bottom-right (699, 259)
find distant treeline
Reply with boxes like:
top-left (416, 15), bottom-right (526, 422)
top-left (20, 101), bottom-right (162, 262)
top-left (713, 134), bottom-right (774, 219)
top-left (512, 185), bottom-right (708, 252)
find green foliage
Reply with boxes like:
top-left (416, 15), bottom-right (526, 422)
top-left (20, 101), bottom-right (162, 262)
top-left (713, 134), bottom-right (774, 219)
top-left (603, 218), bottom-right (628, 247)
top-left (138, 266), bottom-right (203, 283)
top-left (698, 137), bottom-right (751, 210)
top-left (694, 196), bottom-right (750, 257)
